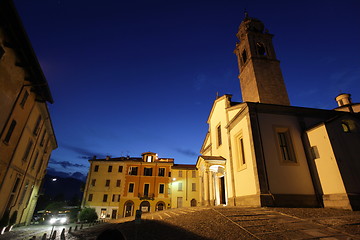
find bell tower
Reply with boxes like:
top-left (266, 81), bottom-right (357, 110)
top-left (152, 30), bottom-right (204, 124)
top-left (234, 13), bottom-right (290, 105)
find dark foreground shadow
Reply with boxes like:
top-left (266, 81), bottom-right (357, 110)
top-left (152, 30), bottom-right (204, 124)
top-left (109, 220), bottom-right (212, 240)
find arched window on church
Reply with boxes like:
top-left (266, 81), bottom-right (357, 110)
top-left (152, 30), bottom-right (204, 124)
top-left (241, 49), bottom-right (247, 64)
top-left (342, 122), bottom-right (350, 133)
top-left (256, 42), bottom-right (266, 56)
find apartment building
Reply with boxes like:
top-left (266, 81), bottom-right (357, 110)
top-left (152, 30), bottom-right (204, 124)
top-left (0, 0), bottom-right (57, 225)
top-left (82, 152), bottom-right (175, 219)
top-left (170, 164), bottom-right (199, 208)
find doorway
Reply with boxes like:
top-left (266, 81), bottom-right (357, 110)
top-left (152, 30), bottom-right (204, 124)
top-left (140, 201), bottom-right (150, 212)
top-left (124, 201), bottom-right (134, 217)
top-left (219, 176), bottom-right (226, 204)
top-left (156, 201), bottom-right (165, 211)
top-left (177, 197), bottom-right (183, 208)
top-left (111, 209), bottom-right (117, 219)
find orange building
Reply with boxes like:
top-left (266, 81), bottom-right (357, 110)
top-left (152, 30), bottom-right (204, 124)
top-left (82, 152), bottom-right (174, 219)
top-left (122, 152), bottom-right (173, 217)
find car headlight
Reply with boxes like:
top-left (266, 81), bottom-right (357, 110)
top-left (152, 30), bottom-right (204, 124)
top-left (49, 218), bottom-right (56, 224)
top-left (60, 217), bottom-right (67, 223)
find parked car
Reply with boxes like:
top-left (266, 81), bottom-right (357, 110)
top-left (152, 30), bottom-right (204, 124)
top-left (48, 213), bottom-right (69, 225)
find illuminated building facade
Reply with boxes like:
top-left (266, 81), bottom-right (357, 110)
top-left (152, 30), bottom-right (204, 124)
top-left (170, 164), bottom-right (199, 208)
top-left (197, 14), bottom-right (360, 210)
top-left (82, 152), bottom-right (178, 219)
top-left (0, 0), bottom-right (57, 225)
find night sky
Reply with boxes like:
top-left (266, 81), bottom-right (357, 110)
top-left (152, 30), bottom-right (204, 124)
top-left (13, 0), bottom-right (360, 180)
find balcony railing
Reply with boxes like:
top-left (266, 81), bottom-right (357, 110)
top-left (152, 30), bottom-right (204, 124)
top-left (138, 193), bottom-right (155, 200)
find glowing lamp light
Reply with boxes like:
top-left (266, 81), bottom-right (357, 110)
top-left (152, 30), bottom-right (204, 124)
top-left (52, 178), bottom-right (57, 182)
top-left (172, 178), bottom-right (176, 181)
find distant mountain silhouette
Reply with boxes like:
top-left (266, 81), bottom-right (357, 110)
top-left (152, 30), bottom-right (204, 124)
top-left (47, 167), bottom-right (87, 181)
top-left (43, 174), bottom-right (85, 201)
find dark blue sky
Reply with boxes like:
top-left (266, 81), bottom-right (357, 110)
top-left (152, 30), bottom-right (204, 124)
top-left (13, 0), bottom-right (360, 179)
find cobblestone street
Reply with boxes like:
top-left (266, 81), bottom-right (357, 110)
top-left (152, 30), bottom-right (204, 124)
top-left (73, 206), bottom-right (360, 240)
top-left (2, 207), bottom-right (360, 239)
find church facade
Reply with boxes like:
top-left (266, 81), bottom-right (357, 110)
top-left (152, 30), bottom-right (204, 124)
top-left (196, 15), bottom-right (360, 210)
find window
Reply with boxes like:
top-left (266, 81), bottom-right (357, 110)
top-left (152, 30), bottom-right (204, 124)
top-left (100, 208), bottom-right (107, 218)
top-left (91, 179), bottom-right (96, 187)
top-left (40, 130), bottom-right (46, 146)
top-left (146, 156), bottom-right (153, 162)
top-left (116, 180), bottom-right (121, 187)
top-left (311, 146), bottom-right (320, 159)
top-left (241, 49), bottom-right (247, 63)
top-left (237, 136), bottom-right (246, 171)
top-left (118, 166), bottom-right (123, 172)
top-left (94, 165), bottom-right (99, 172)
top-left (128, 166), bottom-right (138, 175)
top-left (112, 194), bottom-right (120, 202)
top-left (103, 194), bottom-right (108, 202)
top-left (158, 168), bottom-right (165, 177)
top-left (22, 140), bottom-right (33, 161)
top-left (0, 45), bottom-right (4, 59)
top-left (88, 194), bottom-right (93, 201)
top-left (12, 177), bottom-right (21, 193)
top-left (4, 120), bottom-right (16, 143)
top-left (217, 125), bottom-right (222, 146)
top-left (19, 181), bottom-right (29, 205)
top-left (144, 183), bottom-right (149, 196)
top-left (178, 171), bottom-right (183, 178)
top-left (178, 182), bottom-right (183, 191)
top-left (105, 180), bottom-right (110, 187)
top-left (192, 170), bottom-right (196, 178)
top-left (108, 166), bottom-right (112, 172)
top-left (8, 177), bottom-right (21, 209)
top-left (256, 42), bottom-right (266, 55)
top-left (342, 123), bottom-right (350, 133)
top-left (144, 167), bottom-right (153, 176)
top-left (192, 183), bottom-right (196, 191)
top-left (276, 128), bottom-right (296, 163)
top-left (37, 157), bottom-right (44, 173)
top-left (20, 91), bottom-right (29, 108)
top-left (128, 183), bottom-right (134, 193)
top-left (33, 115), bottom-right (42, 135)
top-left (159, 184), bottom-right (165, 194)
top-left (31, 151), bottom-right (39, 169)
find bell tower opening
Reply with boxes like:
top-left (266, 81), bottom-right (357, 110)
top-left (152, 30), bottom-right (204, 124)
top-left (234, 13), bottom-right (290, 106)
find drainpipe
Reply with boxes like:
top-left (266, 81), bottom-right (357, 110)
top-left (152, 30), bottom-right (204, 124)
top-left (297, 117), bottom-right (324, 207)
top-left (252, 104), bottom-right (273, 205)
top-left (225, 95), bottom-right (237, 206)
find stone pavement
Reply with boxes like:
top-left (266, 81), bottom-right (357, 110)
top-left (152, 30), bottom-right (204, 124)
top-left (70, 206), bottom-right (360, 240)
top-left (2, 207), bottom-right (360, 239)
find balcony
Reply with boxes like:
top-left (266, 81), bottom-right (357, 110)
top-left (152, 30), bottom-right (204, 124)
top-left (138, 193), bottom-right (155, 200)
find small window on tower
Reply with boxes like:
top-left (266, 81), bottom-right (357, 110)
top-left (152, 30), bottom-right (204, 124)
top-left (256, 42), bottom-right (266, 56)
top-left (241, 49), bottom-right (247, 63)
top-left (0, 45), bottom-right (5, 59)
top-left (146, 156), bottom-right (153, 162)
top-left (342, 123), bottom-right (350, 133)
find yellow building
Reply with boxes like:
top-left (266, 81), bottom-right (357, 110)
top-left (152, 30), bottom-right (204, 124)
top-left (82, 152), bottom-right (174, 219)
top-left (170, 164), bottom-right (199, 208)
top-left (197, 14), bottom-right (360, 210)
top-left (0, 0), bottom-right (57, 225)
top-left (81, 156), bottom-right (126, 219)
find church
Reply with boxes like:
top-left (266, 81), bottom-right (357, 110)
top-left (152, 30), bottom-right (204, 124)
top-left (196, 14), bottom-right (360, 210)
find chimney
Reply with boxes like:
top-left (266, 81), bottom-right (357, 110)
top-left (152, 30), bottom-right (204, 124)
top-left (335, 93), bottom-right (352, 107)
top-left (105, 156), bottom-right (111, 160)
